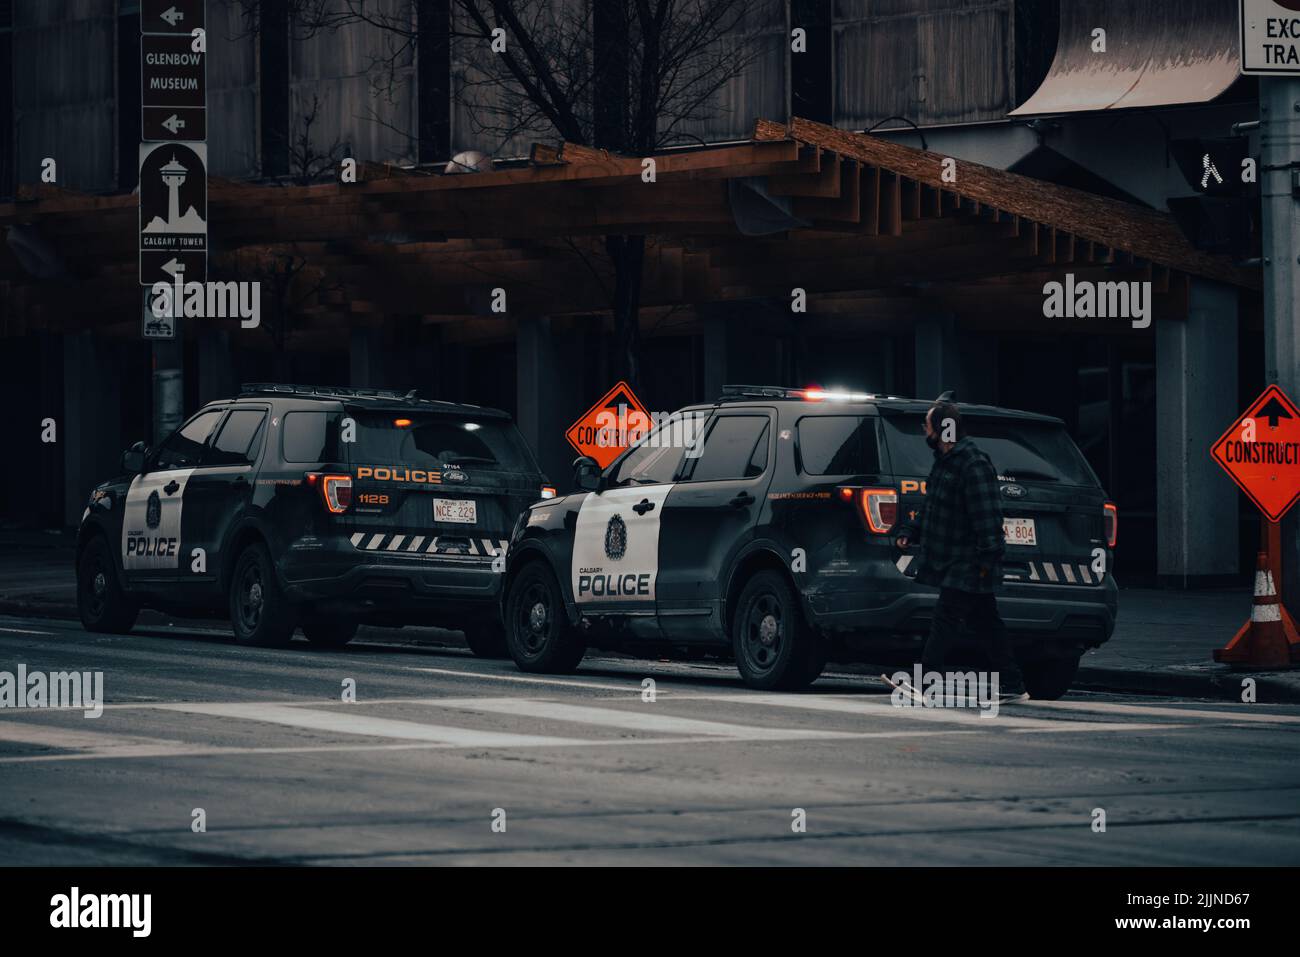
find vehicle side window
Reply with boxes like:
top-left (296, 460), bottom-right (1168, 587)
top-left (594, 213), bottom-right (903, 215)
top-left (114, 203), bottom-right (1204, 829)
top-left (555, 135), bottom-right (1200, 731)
top-left (607, 411), bottom-right (709, 488)
top-left (282, 411), bottom-right (340, 464)
top-left (153, 410), bottom-right (223, 470)
top-left (796, 415), bottom-right (881, 475)
top-left (683, 415), bottom-right (770, 483)
top-left (207, 409), bottom-right (268, 466)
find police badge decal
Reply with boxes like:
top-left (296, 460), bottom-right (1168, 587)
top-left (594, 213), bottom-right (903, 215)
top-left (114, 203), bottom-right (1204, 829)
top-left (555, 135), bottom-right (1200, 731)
top-left (145, 490), bottom-right (162, 530)
top-left (604, 514), bottom-right (627, 561)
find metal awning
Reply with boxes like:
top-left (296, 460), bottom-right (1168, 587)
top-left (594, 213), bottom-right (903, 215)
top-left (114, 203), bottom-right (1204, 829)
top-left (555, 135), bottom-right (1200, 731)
top-left (1010, 0), bottom-right (1241, 116)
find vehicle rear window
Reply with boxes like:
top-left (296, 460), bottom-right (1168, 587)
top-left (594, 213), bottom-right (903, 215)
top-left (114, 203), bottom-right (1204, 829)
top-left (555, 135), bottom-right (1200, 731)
top-left (349, 411), bottom-right (537, 474)
top-left (881, 413), bottom-right (1099, 486)
top-left (797, 415), bottom-right (881, 475)
top-left (282, 411), bottom-right (341, 463)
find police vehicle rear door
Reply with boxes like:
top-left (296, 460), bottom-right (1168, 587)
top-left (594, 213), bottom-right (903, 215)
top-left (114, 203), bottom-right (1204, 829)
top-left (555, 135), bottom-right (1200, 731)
top-left (656, 409), bottom-right (776, 639)
top-left (120, 407), bottom-right (225, 589)
top-left (880, 411), bottom-right (1110, 586)
top-left (344, 407), bottom-right (538, 566)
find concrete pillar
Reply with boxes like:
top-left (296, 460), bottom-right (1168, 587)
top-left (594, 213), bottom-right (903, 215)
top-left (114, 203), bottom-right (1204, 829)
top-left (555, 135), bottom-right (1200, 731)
top-left (1155, 278), bottom-right (1239, 586)
top-left (516, 316), bottom-right (582, 488)
top-left (349, 328), bottom-right (387, 389)
top-left (914, 313), bottom-right (958, 401)
top-left (64, 333), bottom-right (123, 527)
top-left (700, 303), bottom-right (786, 399)
top-left (198, 327), bottom-right (238, 404)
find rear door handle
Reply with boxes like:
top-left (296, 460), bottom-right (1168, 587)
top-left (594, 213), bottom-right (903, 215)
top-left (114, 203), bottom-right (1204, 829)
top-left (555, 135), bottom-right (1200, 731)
top-left (633, 499), bottom-right (655, 515)
top-left (729, 491), bottom-right (754, 508)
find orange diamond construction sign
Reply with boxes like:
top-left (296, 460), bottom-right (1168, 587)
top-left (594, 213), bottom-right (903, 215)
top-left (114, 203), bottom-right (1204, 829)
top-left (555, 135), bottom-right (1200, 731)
top-left (565, 381), bottom-right (652, 469)
top-left (1210, 384), bottom-right (1300, 522)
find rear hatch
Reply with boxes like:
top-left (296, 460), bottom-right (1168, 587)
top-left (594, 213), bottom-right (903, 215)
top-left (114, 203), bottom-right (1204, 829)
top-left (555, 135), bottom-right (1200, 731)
top-left (880, 411), bottom-right (1110, 586)
top-left (344, 406), bottom-right (543, 565)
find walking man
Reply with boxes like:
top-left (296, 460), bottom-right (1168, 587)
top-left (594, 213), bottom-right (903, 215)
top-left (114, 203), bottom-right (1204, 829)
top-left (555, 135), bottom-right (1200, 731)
top-left (895, 396), bottom-right (1028, 702)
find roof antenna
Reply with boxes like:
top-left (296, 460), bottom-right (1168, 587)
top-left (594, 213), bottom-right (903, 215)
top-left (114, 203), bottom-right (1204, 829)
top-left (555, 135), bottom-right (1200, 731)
top-left (404, 389), bottom-right (419, 401)
top-left (936, 390), bottom-right (956, 402)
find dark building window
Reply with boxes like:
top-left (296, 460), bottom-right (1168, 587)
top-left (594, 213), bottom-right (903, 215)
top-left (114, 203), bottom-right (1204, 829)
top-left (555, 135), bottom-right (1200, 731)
top-left (0, 0), bottom-right (12, 198)
top-left (417, 0), bottom-right (450, 164)
top-left (117, 4), bottom-right (141, 191)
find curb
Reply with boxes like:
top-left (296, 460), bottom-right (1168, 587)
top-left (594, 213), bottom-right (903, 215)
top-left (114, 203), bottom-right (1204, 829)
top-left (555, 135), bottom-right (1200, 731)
top-left (1075, 665), bottom-right (1300, 705)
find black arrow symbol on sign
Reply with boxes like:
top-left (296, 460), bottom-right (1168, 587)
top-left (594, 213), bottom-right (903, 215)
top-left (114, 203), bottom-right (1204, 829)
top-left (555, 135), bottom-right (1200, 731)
top-left (164, 480), bottom-right (180, 496)
top-left (1253, 397), bottom-right (1293, 429)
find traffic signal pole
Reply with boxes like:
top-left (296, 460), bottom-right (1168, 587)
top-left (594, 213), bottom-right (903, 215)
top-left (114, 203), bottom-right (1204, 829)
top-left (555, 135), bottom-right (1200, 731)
top-left (1260, 76), bottom-right (1300, 617)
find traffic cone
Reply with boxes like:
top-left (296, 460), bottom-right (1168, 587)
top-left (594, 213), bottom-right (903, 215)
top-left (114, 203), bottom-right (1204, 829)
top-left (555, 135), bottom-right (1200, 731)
top-left (1214, 552), bottom-right (1293, 669)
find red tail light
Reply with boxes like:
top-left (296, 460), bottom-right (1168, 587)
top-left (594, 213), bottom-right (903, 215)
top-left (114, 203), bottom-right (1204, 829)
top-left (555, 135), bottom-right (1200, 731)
top-left (1103, 501), bottom-right (1117, 548)
top-left (839, 486), bottom-right (897, 534)
top-left (306, 472), bottom-right (352, 513)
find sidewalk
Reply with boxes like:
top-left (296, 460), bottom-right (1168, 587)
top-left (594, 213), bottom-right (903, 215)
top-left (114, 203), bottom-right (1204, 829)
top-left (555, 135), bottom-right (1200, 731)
top-left (2, 530), bottom-right (1297, 702)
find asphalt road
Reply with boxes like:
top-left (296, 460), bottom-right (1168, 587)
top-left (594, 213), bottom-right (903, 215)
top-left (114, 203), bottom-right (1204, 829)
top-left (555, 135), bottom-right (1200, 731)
top-left (1, 613), bottom-right (1298, 866)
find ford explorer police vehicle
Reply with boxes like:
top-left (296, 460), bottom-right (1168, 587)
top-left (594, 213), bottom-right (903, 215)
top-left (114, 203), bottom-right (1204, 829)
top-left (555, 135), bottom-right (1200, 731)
top-left (501, 386), bottom-right (1118, 698)
top-left (75, 384), bottom-right (550, 654)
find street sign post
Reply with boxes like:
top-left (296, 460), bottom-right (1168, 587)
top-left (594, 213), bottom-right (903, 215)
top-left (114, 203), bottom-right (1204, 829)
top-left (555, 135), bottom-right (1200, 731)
top-left (565, 382), bottom-right (653, 469)
top-left (1210, 384), bottom-right (1300, 522)
top-left (1240, 0), bottom-right (1300, 75)
top-left (139, 142), bottom-right (207, 286)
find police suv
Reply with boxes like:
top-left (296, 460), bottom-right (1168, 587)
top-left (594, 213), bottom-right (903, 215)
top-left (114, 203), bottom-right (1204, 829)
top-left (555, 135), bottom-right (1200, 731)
top-left (75, 384), bottom-right (549, 654)
top-left (501, 386), bottom-right (1118, 698)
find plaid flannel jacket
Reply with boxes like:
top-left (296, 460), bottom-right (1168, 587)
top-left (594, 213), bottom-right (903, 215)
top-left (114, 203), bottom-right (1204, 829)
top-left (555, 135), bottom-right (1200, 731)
top-left (901, 437), bottom-right (1005, 594)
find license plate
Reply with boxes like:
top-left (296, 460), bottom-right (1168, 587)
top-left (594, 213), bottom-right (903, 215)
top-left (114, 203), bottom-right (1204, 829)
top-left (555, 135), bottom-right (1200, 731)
top-left (433, 499), bottom-right (477, 524)
top-left (1003, 517), bottom-right (1036, 546)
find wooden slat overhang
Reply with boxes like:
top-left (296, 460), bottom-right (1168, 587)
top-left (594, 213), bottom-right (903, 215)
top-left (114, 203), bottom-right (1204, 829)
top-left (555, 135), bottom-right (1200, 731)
top-left (0, 115), bottom-right (1258, 340)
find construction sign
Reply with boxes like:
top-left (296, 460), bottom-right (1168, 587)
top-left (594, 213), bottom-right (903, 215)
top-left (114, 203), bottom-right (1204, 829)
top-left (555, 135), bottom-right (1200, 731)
top-left (1211, 384), bottom-right (1300, 522)
top-left (565, 381), bottom-right (652, 469)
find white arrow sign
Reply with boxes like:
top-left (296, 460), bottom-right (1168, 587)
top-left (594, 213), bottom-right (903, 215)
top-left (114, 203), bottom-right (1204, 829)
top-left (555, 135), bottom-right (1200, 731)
top-left (161, 114), bottom-right (186, 134)
top-left (160, 6), bottom-right (185, 27)
top-left (161, 257), bottom-right (186, 279)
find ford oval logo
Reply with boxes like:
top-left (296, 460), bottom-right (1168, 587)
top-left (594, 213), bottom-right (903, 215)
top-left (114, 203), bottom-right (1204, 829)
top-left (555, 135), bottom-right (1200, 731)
top-left (1001, 484), bottom-right (1027, 499)
top-left (444, 469), bottom-right (468, 484)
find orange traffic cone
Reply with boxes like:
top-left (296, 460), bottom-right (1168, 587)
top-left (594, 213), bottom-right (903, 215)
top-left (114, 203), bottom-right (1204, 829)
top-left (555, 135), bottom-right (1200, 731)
top-left (1214, 552), bottom-right (1293, 669)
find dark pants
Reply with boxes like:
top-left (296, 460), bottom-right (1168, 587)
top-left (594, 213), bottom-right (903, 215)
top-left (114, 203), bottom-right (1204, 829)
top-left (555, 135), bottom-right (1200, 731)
top-left (922, 587), bottom-right (1025, 693)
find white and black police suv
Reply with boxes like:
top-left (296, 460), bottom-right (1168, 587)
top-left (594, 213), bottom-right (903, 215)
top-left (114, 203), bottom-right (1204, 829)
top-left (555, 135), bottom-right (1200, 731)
top-left (75, 384), bottom-right (551, 654)
top-left (501, 386), bottom-right (1118, 698)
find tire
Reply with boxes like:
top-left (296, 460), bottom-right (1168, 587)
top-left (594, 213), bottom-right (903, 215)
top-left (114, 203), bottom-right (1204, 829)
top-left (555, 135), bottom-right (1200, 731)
top-left (732, 569), bottom-right (825, 691)
top-left (1022, 655), bottom-right (1080, 700)
top-left (229, 542), bottom-right (298, 648)
top-left (462, 620), bottom-right (509, 659)
top-left (76, 535), bottom-right (139, 634)
top-left (301, 616), bottom-right (358, 649)
top-left (504, 561), bottom-right (585, 673)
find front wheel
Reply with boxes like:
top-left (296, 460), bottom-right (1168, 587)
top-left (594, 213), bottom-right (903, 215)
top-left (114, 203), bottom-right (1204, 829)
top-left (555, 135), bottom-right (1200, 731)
top-left (76, 536), bottom-right (139, 634)
top-left (504, 562), bottom-right (585, 673)
top-left (1021, 655), bottom-right (1081, 700)
top-left (732, 570), bottom-right (824, 690)
top-left (229, 543), bottom-right (297, 648)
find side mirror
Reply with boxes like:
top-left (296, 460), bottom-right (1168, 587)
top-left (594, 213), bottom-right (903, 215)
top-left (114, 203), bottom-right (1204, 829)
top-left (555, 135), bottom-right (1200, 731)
top-left (121, 441), bottom-right (147, 475)
top-left (573, 455), bottom-right (602, 492)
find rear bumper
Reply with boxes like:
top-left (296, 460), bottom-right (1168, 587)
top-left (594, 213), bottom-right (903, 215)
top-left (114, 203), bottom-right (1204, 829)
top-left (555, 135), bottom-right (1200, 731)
top-left (278, 539), bottom-right (503, 623)
top-left (807, 572), bottom-right (1118, 650)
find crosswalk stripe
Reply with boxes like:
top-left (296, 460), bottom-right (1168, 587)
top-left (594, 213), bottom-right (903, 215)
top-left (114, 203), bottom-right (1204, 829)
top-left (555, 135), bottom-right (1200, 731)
top-left (148, 701), bottom-right (593, 748)
top-left (685, 693), bottom-right (1062, 728)
top-left (1023, 700), bottom-right (1300, 725)
top-left (413, 697), bottom-right (865, 740)
top-left (0, 720), bottom-right (184, 753)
